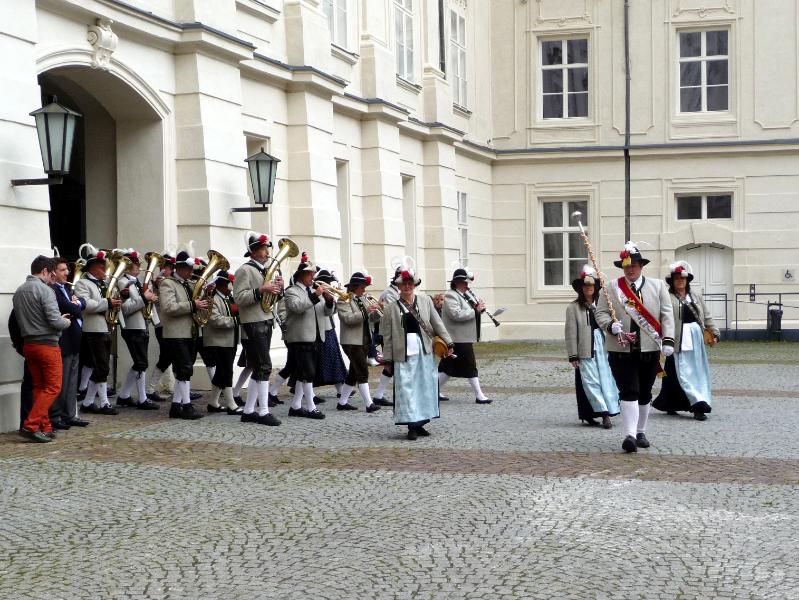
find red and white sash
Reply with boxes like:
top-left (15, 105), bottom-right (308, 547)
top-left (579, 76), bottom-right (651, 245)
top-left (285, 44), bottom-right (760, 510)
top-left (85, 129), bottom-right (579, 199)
top-left (613, 277), bottom-right (663, 349)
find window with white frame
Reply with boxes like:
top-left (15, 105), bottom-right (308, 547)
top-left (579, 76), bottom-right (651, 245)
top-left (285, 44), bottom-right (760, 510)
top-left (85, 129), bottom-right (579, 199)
top-left (449, 10), bottom-right (467, 107)
top-left (676, 194), bottom-right (732, 220)
top-left (541, 38), bottom-right (589, 119)
top-left (325, 0), bottom-right (347, 48)
top-left (395, 0), bottom-right (414, 82)
top-left (541, 199), bottom-right (588, 286)
top-left (458, 191), bottom-right (468, 266)
top-left (678, 29), bottom-right (729, 113)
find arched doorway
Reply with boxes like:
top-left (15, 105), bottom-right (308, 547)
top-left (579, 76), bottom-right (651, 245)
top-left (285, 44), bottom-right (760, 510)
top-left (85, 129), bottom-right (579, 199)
top-left (37, 64), bottom-right (168, 260)
top-left (676, 243), bottom-right (733, 327)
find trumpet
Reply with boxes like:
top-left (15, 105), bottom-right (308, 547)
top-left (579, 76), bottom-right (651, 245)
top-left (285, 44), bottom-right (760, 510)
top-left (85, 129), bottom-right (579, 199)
top-left (261, 237), bottom-right (299, 313)
top-left (313, 281), bottom-right (351, 301)
top-left (192, 250), bottom-right (229, 327)
top-left (362, 293), bottom-right (383, 317)
top-left (463, 288), bottom-right (502, 327)
top-left (142, 251), bottom-right (165, 321)
top-left (105, 251), bottom-right (134, 330)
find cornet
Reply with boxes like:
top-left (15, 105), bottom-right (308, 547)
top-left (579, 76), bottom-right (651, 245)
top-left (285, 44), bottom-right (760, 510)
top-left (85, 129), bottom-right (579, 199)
top-left (361, 293), bottom-right (383, 317)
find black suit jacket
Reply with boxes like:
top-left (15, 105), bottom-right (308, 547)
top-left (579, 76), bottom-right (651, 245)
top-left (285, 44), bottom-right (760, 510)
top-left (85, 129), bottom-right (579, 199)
top-left (51, 283), bottom-right (85, 355)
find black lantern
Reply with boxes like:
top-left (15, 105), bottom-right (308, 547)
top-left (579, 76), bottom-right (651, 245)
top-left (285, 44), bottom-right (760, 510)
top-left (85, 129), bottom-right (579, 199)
top-left (11, 97), bottom-right (82, 186)
top-left (245, 147), bottom-right (280, 208)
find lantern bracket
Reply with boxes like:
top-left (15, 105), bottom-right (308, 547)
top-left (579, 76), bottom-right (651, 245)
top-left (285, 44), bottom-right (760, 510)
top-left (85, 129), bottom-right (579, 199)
top-left (231, 206), bottom-right (270, 213)
top-left (11, 177), bottom-right (64, 187)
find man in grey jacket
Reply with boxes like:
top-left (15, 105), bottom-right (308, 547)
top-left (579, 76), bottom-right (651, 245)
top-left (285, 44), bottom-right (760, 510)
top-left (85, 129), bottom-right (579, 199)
top-left (12, 255), bottom-right (71, 442)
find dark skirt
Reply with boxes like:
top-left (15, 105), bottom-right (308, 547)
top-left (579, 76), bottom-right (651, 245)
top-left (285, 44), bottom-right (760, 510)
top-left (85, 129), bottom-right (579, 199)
top-left (575, 369), bottom-right (610, 419)
top-left (438, 342), bottom-right (477, 378)
top-left (652, 355), bottom-right (712, 414)
top-left (314, 329), bottom-right (347, 387)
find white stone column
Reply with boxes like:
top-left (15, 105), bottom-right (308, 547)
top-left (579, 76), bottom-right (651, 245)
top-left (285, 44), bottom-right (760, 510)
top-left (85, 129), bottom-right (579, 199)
top-left (284, 0), bottom-right (332, 68)
top-left (359, 0), bottom-right (396, 98)
top-left (420, 138), bottom-right (459, 288)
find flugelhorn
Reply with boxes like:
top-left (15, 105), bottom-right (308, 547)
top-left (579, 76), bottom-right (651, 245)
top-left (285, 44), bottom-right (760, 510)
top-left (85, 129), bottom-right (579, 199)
top-left (192, 250), bottom-right (229, 327)
top-left (362, 293), bottom-right (383, 317)
top-left (261, 237), bottom-right (299, 312)
top-left (105, 251), bottom-right (134, 330)
top-left (142, 251), bottom-right (165, 321)
top-left (313, 281), bottom-right (351, 302)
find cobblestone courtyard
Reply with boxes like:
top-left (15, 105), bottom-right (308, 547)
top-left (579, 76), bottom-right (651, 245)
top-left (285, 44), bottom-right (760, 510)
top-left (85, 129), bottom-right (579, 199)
top-left (1, 341), bottom-right (798, 599)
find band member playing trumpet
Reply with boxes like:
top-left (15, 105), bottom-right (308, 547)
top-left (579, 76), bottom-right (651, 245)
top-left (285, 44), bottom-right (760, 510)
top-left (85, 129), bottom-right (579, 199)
top-left (336, 271), bottom-right (382, 413)
top-left (75, 246), bottom-right (122, 415)
top-left (372, 265), bottom-right (403, 406)
top-left (233, 232), bottom-right (282, 426)
top-left (160, 251), bottom-right (206, 420)
top-left (146, 251), bottom-right (176, 401)
top-left (204, 270), bottom-right (243, 415)
top-left (438, 268), bottom-right (492, 404)
top-left (116, 249), bottom-right (159, 410)
top-left (595, 242), bottom-right (675, 453)
top-left (308, 268), bottom-right (347, 399)
top-left (284, 253), bottom-right (332, 419)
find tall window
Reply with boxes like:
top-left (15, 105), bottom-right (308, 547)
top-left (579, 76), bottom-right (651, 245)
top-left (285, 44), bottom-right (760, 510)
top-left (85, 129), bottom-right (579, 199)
top-left (395, 0), bottom-right (414, 82)
top-left (677, 194), bottom-right (732, 220)
top-left (450, 10), bottom-right (466, 107)
top-left (678, 30), bottom-right (729, 112)
top-left (541, 38), bottom-right (588, 119)
top-left (458, 191), bottom-right (468, 266)
top-left (325, 0), bottom-right (347, 48)
top-left (541, 199), bottom-right (588, 286)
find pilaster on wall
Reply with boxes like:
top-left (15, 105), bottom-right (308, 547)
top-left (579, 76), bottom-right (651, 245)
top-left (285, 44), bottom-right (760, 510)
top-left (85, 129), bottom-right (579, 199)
top-left (421, 140), bottom-right (459, 287)
top-left (359, 0), bottom-right (396, 99)
top-left (360, 118), bottom-right (404, 287)
top-left (173, 0), bottom-right (238, 32)
top-left (174, 52), bottom-right (250, 256)
top-left (284, 0), bottom-right (332, 69)
top-left (0, 2), bottom-right (50, 432)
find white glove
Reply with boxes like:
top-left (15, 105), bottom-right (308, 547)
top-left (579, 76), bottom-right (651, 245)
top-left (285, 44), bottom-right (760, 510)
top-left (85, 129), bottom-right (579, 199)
top-left (610, 322), bottom-right (623, 335)
top-left (662, 345), bottom-right (674, 357)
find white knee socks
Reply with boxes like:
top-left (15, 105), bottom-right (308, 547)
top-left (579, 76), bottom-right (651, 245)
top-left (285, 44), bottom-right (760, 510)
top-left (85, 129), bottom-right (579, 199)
top-left (79, 367), bottom-right (93, 391)
top-left (468, 377), bottom-right (488, 401)
top-left (620, 401), bottom-right (640, 438)
top-left (209, 386), bottom-right (222, 408)
top-left (257, 381), bottom-right (271, 417)
top-left (291, 384), bottom-right (304, 410)
top-left (302, 382), bottom-right (316, 411)
top-left (243, 379), bottom-right (259, 414)
top-left (206, 365), bottom-right (216, 383)
top-left (172, 380), bottom-right (184, 405)
top-left (334, 383), bottom-right (342, 394)
top-left (160, 367), bottom-right (175, 393)
top-left (374, 373), bottom-right (392, 399)
top-left (136, 372), bottom-right (147, 402)
top-left (270, 373), bottom-right (286, 396)
top-left (178, 381), bottom-right (192, 405)
top-left (338, 383), bottom-right (354, 406)
top-left (358, 383), bottom-right (373, 407)
top-left (222, 387), bottom-right (237, 410)
top-left (97, 382), bottom-right (109, 407)
top-left (83, 381), bottom-right (98, 407)
top-left (438, 372), bottom-right (450, 389)
top-left (233, 368), bottom-right (252, 397)
top-left (120, 369), bottom-right (137, 399)
top-left (147, 367), bottom-right (164, 394)
top-left (637, 403), bottom-right (651, 434)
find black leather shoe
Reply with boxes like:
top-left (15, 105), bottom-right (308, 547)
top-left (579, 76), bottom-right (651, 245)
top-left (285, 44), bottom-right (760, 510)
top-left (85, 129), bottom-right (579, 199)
top-left (168, 403), bottom-right (182, 418)
top-left (257, 413), bottom-right (281, 426)
top-left (366, 404), bottom-right (381, 413)
top-left (336, 403), bottom-right (358, 411)
top-left (622, 435), bottom-right (638, 453)
top-left (43, 431), bottom-right (57, 439)
top-left (407, 428), bottom-right (418, 441)
top-left (313, 396), bottom-right (326, 404)
top-left (240, 411), bottom-right (259, 423)
top-left (66, 417), bottom-right (90, 427)
top-left (268, 396), bottom-right (278, 407)
top-left (582, 418), bottom-right (600, 427)
top-left (81, 403), bottom-right (98, 414)
top-left (135, 400), bottom-right (160, 410)
top-left (19, 427), bottom-right (52, 443)
top-left (116, 396), bottom-right (135, 407)
top-left (181, 404), bottom-right (204, 420)
top-left (288, 407), bottom-right (308, 418)
top-left (107, 388), bottom-right (117, 397)
top-left (415, 426), bottom-right (430, 437)
top-left (693, 412), bottom-right (708, 421)
top-left (226, 406), bottom-right (243, 415)
top-left (475, 398), bottom-right (493, 405)
top-left (189, 392), bottom-right (202, 401)
top-left (635, 433), bottom-right (650, 448)
top-left (267, 394), bottom-right (282, 405)
top-left (373, 398), bottom-right (393, 407)
top-left (438, 395), bottom-right (450, 402)
top-left (234, 395), bottom-right (245, 406)
top-left (52, 419), bottom-right (71, 430)
top-left (206, 404), bottom-right (226, 413)
top-left (304, 409), bottom-right (325, 420)
top-left (97, 405), bottom-right (119, 415)
top-left (147, 392), bottom-right (167, 402)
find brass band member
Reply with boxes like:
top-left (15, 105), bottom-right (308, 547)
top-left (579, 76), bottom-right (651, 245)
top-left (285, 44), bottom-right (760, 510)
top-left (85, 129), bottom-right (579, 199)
top-left (116, 249), bottom-right (159, 410)
top-left (336, 272), bottom-right (382, 413)
top-left (146, 252), bottom-right (176, 401)
top-left (595, 242), bottom-right (675, 453)
top-left (160, 251), bottom-right (206, 420)
top-left (193, 257), bottom-right (218, 387)
top-left (437, 268), bottom-right (492, 404)
top-left (310, 268), bottom-right (347, 398)
top-left (380, 263), bottom-right (454, 440)
top-left (284, 253), bottom-right (331, 419)
top-left (204, 270), bottom-right (243, 415)
top-left (75, 246), bottom-right (121, 415)
top-left (233, 232), bottom-right (282, 426)
top-left (372, 265), bottom-right (402, 406)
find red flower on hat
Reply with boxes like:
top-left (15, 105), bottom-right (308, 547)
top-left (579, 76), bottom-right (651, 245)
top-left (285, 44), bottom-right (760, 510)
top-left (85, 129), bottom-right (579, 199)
top-left (401, 270), bottom-right (411, 279)
top-left (194, 258), bottom-right (201, 266)
top-left (167, 257), bottom-right (176, 265)
top-left (258, 234), bottom-right (268, 243)
top-left (301, 252), bottom-right (308, 263)
top-left (674, 266), bottom-right (684, 274)
top-left (96, 251), bottom-right (105, 260)
top-left (619, 250), bottom-right (630, 259)
top-left (365, 276), bottom-right (372, 285)
top-left (227, 274), bottom-right (235, 282)
top-left (580, 271), bottom-right (588, 279)
top-left (129, 251), bottom-right (138, 259)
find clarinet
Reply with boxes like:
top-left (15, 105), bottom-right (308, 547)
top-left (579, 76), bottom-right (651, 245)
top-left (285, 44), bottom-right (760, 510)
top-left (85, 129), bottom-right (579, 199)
top-left (463, 288), bottom-right (501, 327)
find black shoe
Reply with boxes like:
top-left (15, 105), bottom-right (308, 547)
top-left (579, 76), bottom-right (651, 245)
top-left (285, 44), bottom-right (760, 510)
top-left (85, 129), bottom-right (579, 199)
top-left (267, 394), bottom-right (282, 405)
top-left (97, 405), bottom-right (119, 415)
top-left (336, 403), bottom-right (358, 411)
top-left (81, 403), bottom-right (98, 414)
top-left (43, 430), bottom-right (57, 440)
top-left (693, 412), bottom-right (708, 421)
top-left (52, 419), bottom-right (71, 430)
top-left (19, 428), bottom-right (52, 443)
top-left (206, 404), bottom-right (226, 413)
top-left (438, 395), bottom-right (449, 402)
top-left (373, 397), bottom-right (393, 407)
top-left (169, 403), bottom-right (183, 419)
top-left (407, 428), bottom-right (418, 441)
top-left (288, 407), bottom-right (308, 418)
top-left (240, 411), bottom-right (259, 423)
top-left (181, 404), bottom-right (204, 420)
top-left (257, 413), bottom-right (282, 426)
top-left (147, 392), bottom-right (167, 403)
top-left (289, 387), bottom-right (295, 394)
top-left (116, 396), bottom-right (135, 407)
top-left (268, 396), bottom-right (278, 407)
top-left (234, 395), bottom-right (245, 407)
top-left (65, 417), bottom-right (90, 427)
top-left (304, 409), bottom-right (325, 420)
top-left (622, 435), bottom-right (638, 453)
top-left (107, 387), bottom-right (117, 398)
top-left (415, 425), bottom-right (430, 437)
top-left (313, 396), bottom-right (326, 404)
top-left (475, 398), bottom-right (493, 405)
top-left (189, 392), bottom-right (202, 401)
top-left (635, 433), bottom-right (650, 448)
top-left (227, 406), bottom-right (244, 416)
top-left (136, 400), bottom-right (160, 411)
top-left (366, 404), bottom-right (381, 413)
top-left (582, 418), bottom-right (600, 427)
top-left (77, 388), bottom-right (87, 401)
top-left (602, 416), bottom-right (613, 430)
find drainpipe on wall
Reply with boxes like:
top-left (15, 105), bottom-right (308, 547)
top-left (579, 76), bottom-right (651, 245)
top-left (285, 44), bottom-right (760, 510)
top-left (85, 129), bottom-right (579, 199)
top-left (624, 0), bottom-right (632, 241)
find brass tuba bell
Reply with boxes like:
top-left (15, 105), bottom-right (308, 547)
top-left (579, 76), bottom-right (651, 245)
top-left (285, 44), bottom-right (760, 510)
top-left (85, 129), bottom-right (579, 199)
top-left (260, 237), bottom-right (299, 313)
top-left (192, 250), bottom-right (230, 327)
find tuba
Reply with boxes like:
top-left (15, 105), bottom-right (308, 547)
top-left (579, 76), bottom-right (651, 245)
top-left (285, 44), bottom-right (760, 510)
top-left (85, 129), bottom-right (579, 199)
top-left (105, 251), bottom-right (134, 330)
top-left (142, 251), bottom-right (165, 322)
top-left (260, 237), bottom-right (299, 313)
top-left (68, 258), bottom-right (86, 288)
top-left (192, 250), bottom-right (229, 327)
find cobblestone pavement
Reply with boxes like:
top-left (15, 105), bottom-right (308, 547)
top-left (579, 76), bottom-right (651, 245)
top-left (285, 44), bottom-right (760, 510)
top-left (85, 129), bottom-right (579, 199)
top-left (1, 341), bottom-right (798, 599)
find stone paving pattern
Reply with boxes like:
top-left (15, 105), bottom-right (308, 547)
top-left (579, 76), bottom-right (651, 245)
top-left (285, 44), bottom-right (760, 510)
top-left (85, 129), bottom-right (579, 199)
top-left (1, 340), bottom-right (798, 599)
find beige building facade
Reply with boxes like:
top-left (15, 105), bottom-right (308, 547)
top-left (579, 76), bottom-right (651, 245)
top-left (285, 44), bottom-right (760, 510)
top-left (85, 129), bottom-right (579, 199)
top-left (1, 0), bottom-right (798, 431)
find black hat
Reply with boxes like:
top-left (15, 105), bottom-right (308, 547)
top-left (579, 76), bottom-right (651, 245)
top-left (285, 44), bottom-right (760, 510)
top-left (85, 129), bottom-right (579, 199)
top-left (315, 268), bottom-right (335, 284)
top-left (345, 271), bottom-right (372, 289)
top-left (79, 243), bottom-right (107, 269)
top-left (214, 270), bottom-right (234, 286)
top-left (571, 265), bottom-right (602, 293)
top-left (175, 251), bottom-right (198, 268)
top-left (393, 267), bottom-right (421, 287)
top-left (450, 268), bottom-right (473, 283)
top-left (244, 231), bottom-right (272, 257)
top-left (613, 242), bottom-right (650, 268)
top-left (293, 252), bottom-right (315, 278)
top-left (122, 248), bottom-right (142, 265)
top-left (665, 261), bottom-right (694, 284)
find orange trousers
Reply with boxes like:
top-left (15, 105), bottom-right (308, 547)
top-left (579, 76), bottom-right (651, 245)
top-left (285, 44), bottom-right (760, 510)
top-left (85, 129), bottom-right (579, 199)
top-left (22, 344), bottom-right (63, 433)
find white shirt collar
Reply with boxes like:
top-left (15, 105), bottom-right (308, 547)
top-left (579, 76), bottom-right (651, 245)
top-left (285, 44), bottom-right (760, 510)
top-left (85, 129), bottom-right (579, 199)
top-left (625, 275), bottom-right (644, 289)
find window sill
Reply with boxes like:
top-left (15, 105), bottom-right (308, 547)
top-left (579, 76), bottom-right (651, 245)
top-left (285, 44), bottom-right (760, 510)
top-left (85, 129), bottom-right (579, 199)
top-left (453, 104), bottom-right (471, 119)
top-left (532, 287), bottom-right (579, 302)
top-left (532, 117), bottom-right (594, 128)
top-left (396, 76), bottom-right (422, 94)
top-left (331, 43), bottom-right (359, 66)
top-left (672, 112), bottom-right (736, 126)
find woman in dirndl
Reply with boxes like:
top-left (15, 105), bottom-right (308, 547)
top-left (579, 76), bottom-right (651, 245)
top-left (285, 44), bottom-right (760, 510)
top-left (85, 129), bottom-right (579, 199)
top-left (309, 268), bottom-right (348, 397)
top-left (380, 262), bottom-right (454, 440)
top-left (564, 265), bottom-right (620, 428)
top-left (652, 262), bottom-right (719, 421)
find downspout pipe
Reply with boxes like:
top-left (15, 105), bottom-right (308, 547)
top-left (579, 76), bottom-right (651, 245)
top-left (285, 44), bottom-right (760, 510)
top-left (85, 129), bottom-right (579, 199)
top-left (624, 0), bottom-right (632, 241)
